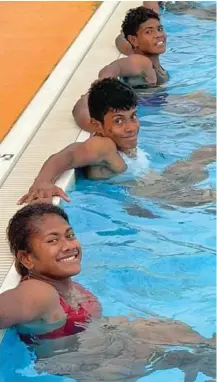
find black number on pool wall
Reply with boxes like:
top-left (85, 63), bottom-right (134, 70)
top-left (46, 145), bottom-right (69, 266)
top-left (0, 154), bottom-right (14, 161)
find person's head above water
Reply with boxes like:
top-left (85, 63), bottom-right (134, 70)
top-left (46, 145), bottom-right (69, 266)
top-left (88, 78), bottom-right (139, 150)
top-left (122, 6), bottom-right (166, 55)
top-left (7, 203), bottom-right (82, 280)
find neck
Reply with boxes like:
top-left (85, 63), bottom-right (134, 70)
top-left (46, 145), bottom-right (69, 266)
top-left (28, 272), bottom-right (72, 295)
top-left (134, 48), bottom-right (160, 68)
top-left (147, 54), bottom-right (161, 68)
top-left (118, 146), bottom-right (137, 155)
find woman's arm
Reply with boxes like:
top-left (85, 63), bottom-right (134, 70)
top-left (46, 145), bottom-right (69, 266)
top-left (0, 280), bottom-right (59, 328)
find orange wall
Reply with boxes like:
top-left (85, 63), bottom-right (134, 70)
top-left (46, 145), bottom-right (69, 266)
top-left (0, 1), bottom-right (99, 141)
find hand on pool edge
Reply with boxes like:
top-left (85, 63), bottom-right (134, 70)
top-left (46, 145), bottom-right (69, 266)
top-left (17, 181), bottom-right (71, 205)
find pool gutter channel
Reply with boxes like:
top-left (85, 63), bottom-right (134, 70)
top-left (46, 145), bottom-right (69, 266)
top-left (0, 1), bottom-right (141, 344)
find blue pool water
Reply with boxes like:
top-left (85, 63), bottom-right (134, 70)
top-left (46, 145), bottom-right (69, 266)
top-left (0, 3), bottom-right (216, 382)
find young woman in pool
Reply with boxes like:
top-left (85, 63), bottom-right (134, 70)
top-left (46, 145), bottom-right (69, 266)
top-left (0, 204), bottom-right (215, 381)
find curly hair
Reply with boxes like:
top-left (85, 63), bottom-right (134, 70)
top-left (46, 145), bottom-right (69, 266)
top-left (7, 203), bottom-right (69, 276)
top-left (88, 78), bottom-right (138, 123)
top-left (122, 6), bottom-right (160, 40)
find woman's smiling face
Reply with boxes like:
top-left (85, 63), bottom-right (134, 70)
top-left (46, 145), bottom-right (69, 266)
top-left (18, 214), bottom-right (82, 279)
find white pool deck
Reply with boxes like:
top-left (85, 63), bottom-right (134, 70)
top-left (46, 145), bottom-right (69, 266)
top-left (0, 1), bottom-right (141, 342)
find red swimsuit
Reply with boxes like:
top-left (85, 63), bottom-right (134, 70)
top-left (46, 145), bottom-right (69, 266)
top-left (19, 281), bottom-right (101, 343)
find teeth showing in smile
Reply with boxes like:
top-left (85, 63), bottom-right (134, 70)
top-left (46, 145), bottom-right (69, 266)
top-left (157, 41), bottom-right (164, 46)
top-left (60, 255), bottom-right (77, 262)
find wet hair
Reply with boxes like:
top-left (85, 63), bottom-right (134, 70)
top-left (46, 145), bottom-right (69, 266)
top-left (88, 78), bottom-right (138, 123)
top-left (7, 203), bottom-right (69, 276)
top-left (122, 6), bottom-right (160, 40)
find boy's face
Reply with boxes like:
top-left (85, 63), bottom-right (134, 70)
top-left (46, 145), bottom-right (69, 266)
top-left (91, 108), bottom-right (139, 150)
top-left (128, 18), bottom-right (166, 55)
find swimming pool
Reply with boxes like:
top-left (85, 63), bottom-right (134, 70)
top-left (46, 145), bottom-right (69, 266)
top-left (0, 3), bottom-right (216, 382)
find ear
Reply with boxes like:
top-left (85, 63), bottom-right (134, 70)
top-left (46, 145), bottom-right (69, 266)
top-left (90, 118), bottom-right (104, 135)
top-left (16, 250), bottom-right (35, 272)
top-left (127, 35), bottom-right (138, 49)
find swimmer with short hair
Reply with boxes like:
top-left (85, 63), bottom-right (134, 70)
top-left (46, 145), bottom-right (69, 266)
top-left (101, 6), bottom-right (168, 88)
top-left (18, 78), bottom-right (216, 209)
top-left (116, 1), bottom-right (216, 56)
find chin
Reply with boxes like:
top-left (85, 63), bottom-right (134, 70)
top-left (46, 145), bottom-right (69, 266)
top-left (58, 264), bottom-right (81, 278)
top-left (154, 46), bottom-right (166, 55)
top-left (118, 137), bottom-right (137, 151)
top-left (68, 265), bottom-right (81, 277)
top-left (127, 140), bottom-right (137, 149)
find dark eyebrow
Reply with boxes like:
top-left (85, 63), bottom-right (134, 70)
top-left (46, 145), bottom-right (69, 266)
top-left (142, 24), bottom-right (162, 31)
top-left (112, 114), bottom-right (125, 118)
top-left (112, 108), bottom-right (137, 119)
top-left (43, 232), bottom-right (59, 238)
top-left (66, 227), bottom-right (74, 234)
top-left (43, 227), bottom-right (73, 239)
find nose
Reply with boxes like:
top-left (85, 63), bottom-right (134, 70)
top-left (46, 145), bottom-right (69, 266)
top-left (125, 121), bottom-right (138, 134)
top-left (61, 237), bottom-right (76, 252)
top-left (156, 29), bottom-right (164, 38)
